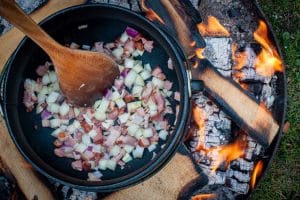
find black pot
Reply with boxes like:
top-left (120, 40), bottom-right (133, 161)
top-left (0, 4), bottom-right (193, 192)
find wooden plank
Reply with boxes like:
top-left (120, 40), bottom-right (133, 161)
top-left (0, 0), bottom-right (85, 72)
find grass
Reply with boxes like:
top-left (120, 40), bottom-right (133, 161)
top-left (252, 0), bottom-right (300, 199)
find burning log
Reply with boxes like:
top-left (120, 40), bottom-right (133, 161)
top-left (141, 0), bottom-right (280, 146)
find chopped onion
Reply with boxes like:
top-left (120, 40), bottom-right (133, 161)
top-left (112, 47), bottom-right (124, 59)
top-left (124, 58), bottom-right (135, 68)
top-left (115, 98), bottom-right (126, 109)
top-left (97, 98), bottom-right (109, 113)
top-left (127, 124), bottom-right (139, 136)
top-left (143, 128), bottom-right (153, 138)
top-left (70, 42), bottom-right (80, 49)
top-left (46, 91), bottom-right (60, 103)
top-left (132, 62), bottom-right (143, 73)
top-left (125, 26), bottom-right (139, 37)
top-left (88, 129), bottom-right (98, 139)
top-left (120, 32), bottom-right (129, 43)
top-left (148, 143), bottom-right (157, 152)
top-left (98, 159), bottom-right (108, 170)
top-left (118, 113), bottom-right (130, 124)
top-left (41, 109), bottom-right (52, 120)
top-left (132, 146), bottom-right (144, 158)
top-left (152, 77), bottom-right (164, 89)
top-left (82, 45), bottom-right (91, 50)
top-left (122, 153), bottom-right (132, 163)
top-left (124, 145), bottom-right (134, 153)
top-left (107, 159), bottom-right (117, 171)
top-left (82, 134), bottom-right (92, 145)
top-left (75, 143), bottom-right (88, 153)
top-left (94, 111), bottom-right (106, 121)
top-left (110, 145), bottom-right (121, 156)
top-left (42, 119), bottom-right (50, 127)
top-left (48, 71), bottom-right (57, 83)
top-left (127, 101), bottom-right (142, 113)
top-left (140, 70), bottom-right (151, 80)
top-left (132, 85), bottom-right (143, 97)
top-left (135, 75), bottom-right (145, 86)
top-left (59, 102), bottom-right (70, 116)
top-left (42, 73), bottom-right (50, 85)
top-left (50, 118), bottom-right (60, 128)
top-left (124, 70), bottom-right (138, 88)
top-left (159, 130), bottom-right (168, 140)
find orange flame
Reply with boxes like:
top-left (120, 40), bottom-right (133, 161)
top-left (232, 43), bottom-right (250, 70)
top-left (193, 105), bottom-right (207, 152)
top-left (197, 16), bottom-right (230, 37)
top-left (254, 20), bottom-right (283, 76)
top-left (196, 48), bottom-right (205, 59)
top-left (209, 138), bottom-right (246, 172)
top-left (141, 0), bottom-right (165, 24)
top-left (192, 193), bottom-right (216, 200)
top-left (251, 160), bottom-right (264, 189)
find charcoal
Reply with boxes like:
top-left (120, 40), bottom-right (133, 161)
top-left (130, 0), bottom-right (141, 12)
top-left (228, 169), bottom-right (251, 182)
top-left (208, 171), bottom-right (226, 185)
top-left (227, 8), bottom-right (241, 18)
top-left (109, 0), bottom-right (130, 8)
top-left (226, 178), bottom-right (249, 194)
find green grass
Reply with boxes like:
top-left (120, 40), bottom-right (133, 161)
top-left (252, 0), bottom-right (300, 199)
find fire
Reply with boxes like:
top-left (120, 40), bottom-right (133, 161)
top-left (232, 43), bottom-right (250, 70)
top-left (254, 20), bottom-right (283, 76)
top-left (141, 0), bottom-right (165, 24)
top-left (209, 137), bottom-right (246, 172)
top-left (195, 48), bottom-right (205, 59)
top-left (192, 193), bottom-right (216, 200)
top-left (251, 160), bottom-right (264, 189)
top-left (197, 16), bottom-right (230, 37)
top-left (193, 105), bottom-right (207, 152)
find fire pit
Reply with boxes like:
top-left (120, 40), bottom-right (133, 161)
top-left (0, 0), bottom-right (286, 199)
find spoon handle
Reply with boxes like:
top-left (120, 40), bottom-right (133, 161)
top-left (0, 0), bottom-right (60, 52)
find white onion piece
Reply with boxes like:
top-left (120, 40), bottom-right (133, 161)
top-left (132, 50), bottom-right (139, 57)
top-left (118, 113), bottom-right (130, 124)
top-left (112, 47), bottom-right (124, 59)
top-left (110, 145), bottom-right (121, 156)
top-left (98, 159), bottom-right (108, 170)
top-left (46, 91), bottom-right (60, 103)
top-left (122, 153), bottom-right (132, 163)
top-left (70, 42), bottom-right (80, 49)
top-left (93, 144), bottom-right (102, 153)
top-left (132, 146), bottom-right (144, 158)
top-left (36, 104), bottom-right (43, 114)
top-left (94, 111), bottom-right (106, 121)
top-left (144, 63), bottom-right (151, 71)
top-left (51, 128), bottom-right (63, 137)
top-left (124, 145), bottom-right (134, 153)
top-left (93, 100), bottom-right (102, 109)
top-left (132, 85), bottom-right (143, 97)
top-left (135, 75), bottom-right (145, 86)
top-left (39, 86), bottom-right (49, 95)
top-left (115, 98), bottom-right (126, 109)
top-left (42, 119), bottom-right (50, 127)
top-left (107, 159), bottom-right (117, 171)
top-left (88, 129), bottom-right (98, 139)
top-left (140, 70), bottom-right (151, 80)
top-left (73, 108), bottom-right (80, 117)
top-left (111, 91), bottom-right (121, 101)
top-left (120, 32), bottom-right (129, 43)
top-left (148, 143), bottom-right (157, 152)
top-left (50, 118), bottom-right (60, 128)
top-left (152, 77), bottom-right (164, 89)
top-left (127, 124), bottom-right (139, 136)
top-left (127, 101), bottom-right (141, 113)
top-left (124, 58), bottom-right (135, 68)
top-left (42, 73), bottom-right (50, 85)
top-left (75, 143), bottom-right (88, 153)
top-left (48, 71), bottom-right (57, 83)
top-left (143, 128), bottom-right (153, 138)
top-left (37, 93), bottom-right (46, 103)
top-left (124, 70), bottom-right (138, 88)
top-left (47, 103), bottom-right (59, 114)
top-left (97, 98), bottom-right (109, 113)
top-left (159, 130), bottom-right (168, 140)
top-left (132, 62), bottom-right (143, 73)
top-left (134, 128), bottom-right (143, 139)
top-left (59, 102), bottom-right (70, 116)
top-left (82, 45), bottom-right (91, 50)
top-left (82, 134), bottom-right (92, 145)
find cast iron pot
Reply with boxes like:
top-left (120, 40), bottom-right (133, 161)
top-left (0, 4), bottom-right (192, 192)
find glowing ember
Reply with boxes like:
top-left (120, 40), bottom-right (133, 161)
top-left (141, 0), bottom-right (165, 24)
top-left (197, 16), bottom-right (230, 37)
top-left (195, 48), bottom-right (205, 59)
top-left (251, 160), bottom-right (264, 189)
top-left (254, 20), bottom-right (283, 76)
top-left (209, 138), bottom-right (246, 172)
top-left (190, 41), bottom-right (197, 47)
top-left (232, 43), bottom-right (250, 70)
top-left (192, 193), bottom-right (216, 200)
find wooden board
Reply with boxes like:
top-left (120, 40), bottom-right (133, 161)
top-left (0, 0), bottom-right (199, 199)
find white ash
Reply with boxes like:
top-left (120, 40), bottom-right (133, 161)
top-left (231, 158), bottom-right (254, 171)
top-left (203, 37), bottom-right (232, 77)
top-left (227, 168), bottom-right (251, 183)
top-left (190, 0), bottom-right (200, 8)
top-left (226, 178), bottom-right (249, 194)
top-left (109, 0), bottom-right (130, 9)
top-left (208, 171), bottom-right (227, 185)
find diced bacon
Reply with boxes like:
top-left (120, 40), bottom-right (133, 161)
top-left (94, 152), bottom-right (104, 164)
top-left (167, 58), bottom-right (173, 70)
top-left (104, 127), bottom-right (121, 146)
top-left (174, 92), bottom-right (180, 101)
top-left (135, 40), bottom-right (144, 51)
top-left (141, 83), bottom-right (153, 101)
top-left (152, 67), bottom-right (162, 77)
top-left (81, 120), bottom-right (93, 133)
top-left (163, 80), bottom-right (173, 90)
top-left (82, 161), bottom-right (92, 171)
top-left (156, 73), bottom-right (166, 80)
top-left (138, 137), bottom-right (150, 147)
top-left (74, 131), bottom-right (83, 142)
top-left (150, 134), bottom-right (159, 143)
top-left (114, 149), bottom-right (126, 162)
top-left (116, 135), bottom-right (136, 146)
top-left (124, 40), bottom-right (135, 54)
top-left (95, 42), bottom-right (104, 53)
top-left (124, 94), bottom-right (135, 103)
top-left (36, 62), bottom-right (50, 76)
top-left (153, 90), bottom-right (165, 113)
top-left (144, 114), bottom-right (150, 128)
top-left (71, 160), bottom-right (83, 171)
top-left (82, 150), bottom-right (94, 161)
top-left (108, 108), bottom-right (119, 120)
top-left (141, 38), bottom-right (154, 53)
top-left (93, 132), bottom-right (104, 144)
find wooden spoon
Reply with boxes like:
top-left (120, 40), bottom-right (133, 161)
top-left (0, 0), bottom-right (119, 106)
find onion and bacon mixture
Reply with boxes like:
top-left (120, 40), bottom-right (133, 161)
top-left (23, 27), bottom-right (180, 181)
